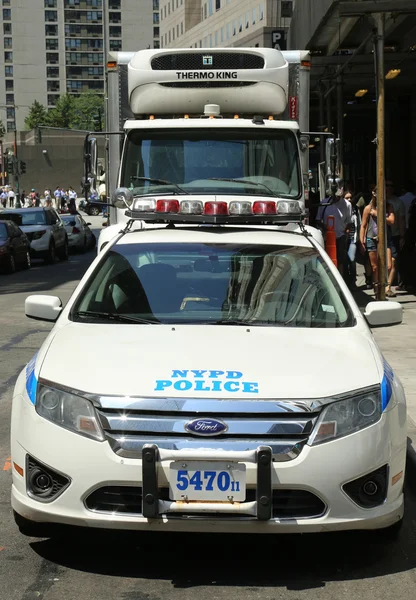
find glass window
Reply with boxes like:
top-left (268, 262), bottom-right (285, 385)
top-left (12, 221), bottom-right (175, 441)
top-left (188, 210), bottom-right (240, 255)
top-left (172, 28), bottom-right (175, 40)
top-left (176, 24), bottom-right (179, 36)
top-left (109, 40), bottom-right (122, 51)
top-left (88, 66), bottom-right (103, 75)
top-left (47, 52), bottom-right (59, 63)
top-left (66, 39), bottom-right (81, 49)
top-left (239, 16), bottom-right (243, 32)
top-left (154, 40), bottom-right (160, 49)
top-left (153, 26), bottom-right (159, 37)
top-left (88, 0), bottom-right (103, 6)
top-left (48, 94), bottom-right (59, 106)
top-left (153, 13), bottom-right (159, 24)
top-left (5, 66), bottom-right (13, 76)
top-left (121, 129), bottom-right (301, 199)
top-left (181, 21), bottom-right (183, 34)
top-left (47, 80), bottom-right (60, 92)
top-left (245, 12), bottom-right (249, 28)
top-left (153, 0), bottom-right (159, 9)
top-left (109, 11), bottom-right (120, 22)
top-left (216, 0), bottom-right (220, 10)
top-left (45, 10), bottom-right (57, 21)
top-left (208, 0), bottom-right (213, 16)
top-left (259, 3), bottom-right (264, 20)
top-left (3, 8), bottom-right (11, 19)
top-left (6, 106), bottom-right (14, 118)
top-left (7, 121), bottom-right (15, 132)
top-left (220, 27), bottom-right (224, 42)
top-left (6, 93), bottom-right (14, 104)
top-left (4, 51), bottom-right (12, 62)
top-left (47, 66), bottom-right (59, 77)
top-left (87, 11), bottom-right (102, 21)
top-left (214, 30), bottom-right (218, 46)
top-left (45, 0), bottom-right (57, 6)
top-left (252, 7), bottom-right (256, 24)
top-left (232, 20), bottom-right (236, 36)
top-left (72, 242), bottom-right (353, 328)
top-left (2, 0), bottom-right (10, 5)
top-left (3, 23), bottom-right (11, 34)
top-left (5, 79), bottom-right (13, 90)
top-left (226, 23), bottom-right (230, 39)
top-left (109, 26), bottom-right (121, 37)
top-left (46, 38), bottom-right (59, 50)
top-left (4, 38), bottom-right (12, 48)
top-left (88, 38), bottom-right (103, 48)
top-left (45, 24), bottom-right (58, 36)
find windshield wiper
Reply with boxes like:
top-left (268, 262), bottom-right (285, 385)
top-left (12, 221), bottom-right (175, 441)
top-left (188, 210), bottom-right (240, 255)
top-left (130, 176), bottom-right (189, 195)
top-left (206, 178), bottom-right (277, 197)
top-left (74, 311), bottom-right (160, 324)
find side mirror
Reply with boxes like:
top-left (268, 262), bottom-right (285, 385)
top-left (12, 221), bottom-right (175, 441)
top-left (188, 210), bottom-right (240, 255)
top-left (25, 295), bottom-right (62, 322)
top-left (111, 187), bottom-right (134, 209)
top-left (86, 222), bottom-right (92, 226)
top-left (364, 301), bottom-right (403, 328)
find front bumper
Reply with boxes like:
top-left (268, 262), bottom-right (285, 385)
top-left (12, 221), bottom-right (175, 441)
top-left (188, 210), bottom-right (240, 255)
top-left (11, 393), bottom-right (406, 534)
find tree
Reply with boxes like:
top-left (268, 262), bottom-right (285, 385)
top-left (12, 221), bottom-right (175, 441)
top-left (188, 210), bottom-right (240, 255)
top-left (24, 100), bottom-right (49, 130)
top-left (71, 92), bottom-right (104, 131)
top-left (47, 94), bottom-right (75, 129)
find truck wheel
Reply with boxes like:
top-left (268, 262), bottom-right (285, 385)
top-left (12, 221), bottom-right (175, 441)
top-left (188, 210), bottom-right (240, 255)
top-left (90, 207), bottom-right (100, 216)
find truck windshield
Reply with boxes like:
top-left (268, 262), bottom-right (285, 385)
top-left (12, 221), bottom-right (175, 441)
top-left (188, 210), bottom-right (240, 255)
top-left (121, 129), bottom-right (301, 199)
top-left (72, 242), bottom-right (354, 328)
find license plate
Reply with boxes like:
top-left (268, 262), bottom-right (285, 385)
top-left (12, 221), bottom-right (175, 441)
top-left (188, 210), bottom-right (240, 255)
top-left (169, 461), bottom-right (246, 502)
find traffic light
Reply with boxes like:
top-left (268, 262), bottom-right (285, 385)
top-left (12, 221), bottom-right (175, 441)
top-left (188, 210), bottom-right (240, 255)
top-left (19, 160), bottom-right (26, 174)
top-left (6, 154), bottom-right (14, 174)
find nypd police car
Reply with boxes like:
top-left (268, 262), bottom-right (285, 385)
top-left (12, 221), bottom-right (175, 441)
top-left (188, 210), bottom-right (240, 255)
top-left (11, 195), bottom-right (407, 538)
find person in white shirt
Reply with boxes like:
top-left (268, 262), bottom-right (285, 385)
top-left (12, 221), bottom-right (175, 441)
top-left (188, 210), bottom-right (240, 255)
top-left (8, 187), bottom-right (15, 208)
top-left (316, 189), bottom-right (352, 276)
top-left (54, 186), bottom-right (62, 210)
top-left (68, 186), bottom-right (77, 212)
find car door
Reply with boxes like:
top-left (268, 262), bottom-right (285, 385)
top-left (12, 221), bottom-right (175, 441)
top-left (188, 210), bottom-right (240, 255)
top-left (7, 222), bottom-right (25, 263)
top-left (49, 209), bottom-right (66, 248)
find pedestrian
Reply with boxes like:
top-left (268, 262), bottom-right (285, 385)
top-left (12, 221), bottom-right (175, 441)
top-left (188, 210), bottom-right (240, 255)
top-left (54, 186), bottom-right (62, 211)
top-left (44, 187), bottom-right (51, 207)
top-left (8, 186), bottom-right (15, 208)
top-left (68, 186), bottom-right (77, 213)
top-left (61, 188), bottom-right (68, 212)
top-left (316, 188), bottom-right (352, 277)
top-left (385, 181), bottom-right (406, 295)
top-left (19, 190), bottom-right (26, 208)
top-left (344, 191), bottom-right (361, 290)
top-left (0, 188), bottom-right (8, 208)
top-left (360, 188), bottom-right (395, 296)
top-left (45, 197), bottom-right (53, 208)
top-left (29, 189), bottom-right (36, 207)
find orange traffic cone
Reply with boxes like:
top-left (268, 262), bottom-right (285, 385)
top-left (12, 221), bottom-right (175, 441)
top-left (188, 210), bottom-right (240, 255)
top-left (325, 215), bottom-right (337, 267)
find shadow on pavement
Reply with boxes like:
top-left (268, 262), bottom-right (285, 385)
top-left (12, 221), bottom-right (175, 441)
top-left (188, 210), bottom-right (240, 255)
top-left (29, 484), bottom-right (416, 592)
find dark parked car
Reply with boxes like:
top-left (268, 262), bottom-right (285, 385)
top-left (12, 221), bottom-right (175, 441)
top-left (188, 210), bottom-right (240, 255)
top-left (80, 198), bottom-right (107, 216)
top-left (0, 219), bottom-right (31, 273)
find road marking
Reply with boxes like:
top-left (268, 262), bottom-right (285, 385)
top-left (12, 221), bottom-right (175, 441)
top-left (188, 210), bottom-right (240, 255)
top-left (3, 457), bottom-right (11, 471)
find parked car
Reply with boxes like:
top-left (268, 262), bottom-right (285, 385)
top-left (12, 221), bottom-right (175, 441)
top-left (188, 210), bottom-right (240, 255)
top-left (81, 198), bottom-right (107, 216)
top-left (0, 208), bottom-right (68, 264)
top-left (60, 213), bottom-right (96, 252)
top-left (0, 219), bottom-right (31, 273)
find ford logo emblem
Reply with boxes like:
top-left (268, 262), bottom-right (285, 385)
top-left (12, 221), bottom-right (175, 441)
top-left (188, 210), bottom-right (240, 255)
top-left (185, 418), bottom-right (228, 436)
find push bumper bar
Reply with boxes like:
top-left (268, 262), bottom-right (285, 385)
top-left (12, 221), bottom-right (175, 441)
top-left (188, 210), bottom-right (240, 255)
top-left (141, 444), bottom-right (272, 520)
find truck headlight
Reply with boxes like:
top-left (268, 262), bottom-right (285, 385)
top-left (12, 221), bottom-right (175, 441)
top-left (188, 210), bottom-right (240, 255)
top-left (308, 388), bottom-right (382, 446)
top-left (36, 383), bottom-right (104, 442)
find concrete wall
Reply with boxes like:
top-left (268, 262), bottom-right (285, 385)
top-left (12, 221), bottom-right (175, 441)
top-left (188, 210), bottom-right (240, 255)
top-left (289, 0), bottom-right (334, 48)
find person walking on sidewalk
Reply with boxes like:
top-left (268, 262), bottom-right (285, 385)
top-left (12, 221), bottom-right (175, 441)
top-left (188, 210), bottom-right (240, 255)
top-left (360, 188), bottom-right (395, 296)
top-left (316, 188), bottom-right (352, 277)
top-left (8, 187), bottom-right (15, 208)
top-left (386, 181), bottom-right (406, 294)
top-left (345, 191), bottom-right (361, 290)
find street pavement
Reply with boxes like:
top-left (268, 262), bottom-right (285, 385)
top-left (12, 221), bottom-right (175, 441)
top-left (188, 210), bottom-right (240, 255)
top-left (1, 227), bottom-right (416, 599)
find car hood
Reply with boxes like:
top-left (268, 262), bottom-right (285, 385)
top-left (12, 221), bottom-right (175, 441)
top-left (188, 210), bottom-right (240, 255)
top-left (38, 323), bottom-right (381, 400)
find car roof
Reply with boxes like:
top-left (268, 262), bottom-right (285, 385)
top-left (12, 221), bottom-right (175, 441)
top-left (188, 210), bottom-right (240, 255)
top-left (2, 207), bottom-right (49, 213)
top-left (114, 226), bottom-right (315, 248)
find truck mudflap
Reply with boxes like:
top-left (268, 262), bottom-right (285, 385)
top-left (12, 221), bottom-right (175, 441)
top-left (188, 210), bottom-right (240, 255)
top-left (141, 444), bottom-right (272, 520)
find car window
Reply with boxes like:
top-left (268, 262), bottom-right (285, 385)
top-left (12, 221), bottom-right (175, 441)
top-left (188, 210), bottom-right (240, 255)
top-left (15, 211), bottom-right (46, 226)
top-left (72, 242), bottom-right (355, 328)
top-left (0, 222), bottom-right (8, 240)
top-left (8, 222), bottom-right (20, 236)
top-left (61, 216), bottom-right (76, 226)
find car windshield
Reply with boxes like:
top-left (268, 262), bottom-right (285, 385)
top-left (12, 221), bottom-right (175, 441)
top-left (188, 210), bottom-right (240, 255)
top-left (121, 129), bottom-right (300, 199)
top-left (72, 242), bottom-right (354, 328)
top-left (15, 212), bottom-right (46, 226)
top-left (0, 223), bottom-right (7, 239)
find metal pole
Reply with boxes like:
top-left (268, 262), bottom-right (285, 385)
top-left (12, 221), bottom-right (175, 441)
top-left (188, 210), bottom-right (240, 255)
top-left (14, 126), bottom-right (19, 195)
top-left (336, 72), bottom-right (344, 181)
top-left (102, 0), bottom-right (110, 219)
top-left (319, 85), bottom-right (326, 164)
top-left (0, 140), bottom-right (4, 186)
top-left (375, 13), bottom-right (386, 301)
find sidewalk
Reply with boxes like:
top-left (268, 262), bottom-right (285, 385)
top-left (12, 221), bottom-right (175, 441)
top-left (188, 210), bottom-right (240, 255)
top-left (353, 269), bottom-right (416, 476)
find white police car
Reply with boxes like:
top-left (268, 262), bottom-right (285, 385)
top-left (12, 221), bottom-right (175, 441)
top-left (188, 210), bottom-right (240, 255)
top-left (11, 196), bottom-right (407, 538)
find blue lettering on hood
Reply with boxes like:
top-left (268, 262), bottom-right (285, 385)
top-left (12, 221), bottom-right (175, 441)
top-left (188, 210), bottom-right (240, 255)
top-left (155, 369), bottom-right (259, 394)
top-left (25, 353), bottom-right (38, 405)
top-left (381, 359), bottom-right (394, 411)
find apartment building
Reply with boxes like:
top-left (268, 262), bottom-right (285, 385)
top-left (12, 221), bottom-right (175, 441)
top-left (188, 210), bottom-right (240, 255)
top-left (159, 0), bottom-right (292, 50)
top-left (0, 0), bottom-right (160, 132)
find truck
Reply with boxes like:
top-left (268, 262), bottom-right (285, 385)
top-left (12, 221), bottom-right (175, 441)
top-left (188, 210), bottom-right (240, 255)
top-left (83, 47), bottom-right (323, 249)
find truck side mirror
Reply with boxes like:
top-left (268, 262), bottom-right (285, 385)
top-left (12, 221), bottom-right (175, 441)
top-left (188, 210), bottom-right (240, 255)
top-left (83, 135), bottom-right (98, 196)
top-left (325, 137), bottom-right (343, 197)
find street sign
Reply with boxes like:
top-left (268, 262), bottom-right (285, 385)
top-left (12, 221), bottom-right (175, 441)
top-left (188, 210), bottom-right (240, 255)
top-left (272, 30), bottom-right (287, 51)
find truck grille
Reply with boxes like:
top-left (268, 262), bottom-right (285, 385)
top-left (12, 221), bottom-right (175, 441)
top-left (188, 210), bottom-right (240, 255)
top-left (151, 53), bottom-right (265, 71)
top-left (160, 82), bottom-right (255, 89)
top-left (85, 486), bottom-right (326, 519)
top-left (96, 397), bottom-right (320, 461)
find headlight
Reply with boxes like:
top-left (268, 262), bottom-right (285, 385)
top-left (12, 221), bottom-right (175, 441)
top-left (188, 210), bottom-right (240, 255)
top-left (308, 388), bottom-right (382, 446)
top-left (36, 383), bottom-right (104, 442)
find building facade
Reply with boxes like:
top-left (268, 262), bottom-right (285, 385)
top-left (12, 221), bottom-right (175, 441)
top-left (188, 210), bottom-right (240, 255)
top-left (0, 0), bottom-right (160, 132)
top-left (159, 0), bottom-right (292, 51)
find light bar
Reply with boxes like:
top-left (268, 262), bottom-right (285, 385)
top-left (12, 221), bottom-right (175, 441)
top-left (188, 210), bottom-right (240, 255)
top-left (126, 197), bottom-right (304, 225)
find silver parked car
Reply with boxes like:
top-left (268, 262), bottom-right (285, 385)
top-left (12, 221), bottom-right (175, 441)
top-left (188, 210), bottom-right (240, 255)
top-left (60, 213), bottom-right (96, 252)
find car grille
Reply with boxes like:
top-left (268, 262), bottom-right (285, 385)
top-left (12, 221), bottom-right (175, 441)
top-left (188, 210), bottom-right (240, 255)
top-left (96, 397), bottom-right (320, 461)
top-left (85, 486), bottom-right (326, 520)
top-left (151, 53), bottom-right (265, 71)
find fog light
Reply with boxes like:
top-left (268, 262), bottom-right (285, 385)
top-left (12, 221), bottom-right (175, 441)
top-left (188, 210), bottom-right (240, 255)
top-left (26, 455), bottom-right (70, 503)
top-left (343, 465), bottom-right (388, 509)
